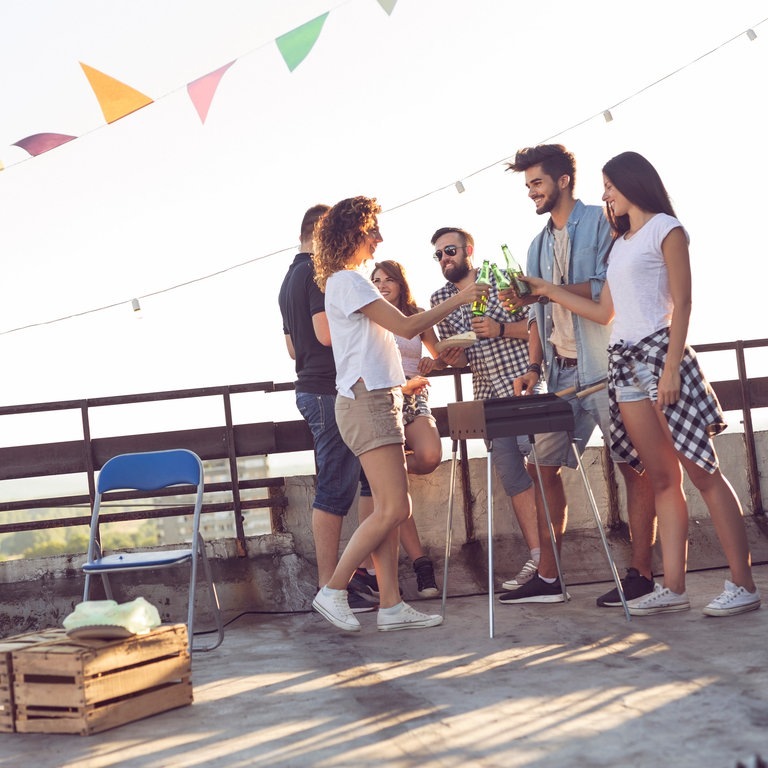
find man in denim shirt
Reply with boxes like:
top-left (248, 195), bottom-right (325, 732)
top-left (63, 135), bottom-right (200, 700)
top-left (498, 144), bottom-right (657, 606)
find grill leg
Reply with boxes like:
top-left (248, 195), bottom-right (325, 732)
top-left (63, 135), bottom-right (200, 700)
top-left (530, 438), bottom-right (568, 602)
top-left (570, 440), bottom-right (631, 621)
top-left (486, 440), bottom-right (495, 638)
top-left (441, 439), bottom-right (459, 619)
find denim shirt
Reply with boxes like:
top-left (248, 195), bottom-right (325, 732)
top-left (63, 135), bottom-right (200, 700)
top-left (526, 200), bottom-right (614, 386)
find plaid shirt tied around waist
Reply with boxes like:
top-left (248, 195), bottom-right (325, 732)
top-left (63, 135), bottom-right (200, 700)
top-left (608, 327), bottom-right (726, 474)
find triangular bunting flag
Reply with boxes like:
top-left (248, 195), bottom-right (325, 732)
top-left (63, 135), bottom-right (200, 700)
top-left (80, 62), bottom-right (153, 124)
top-left (376, 0), bottom-right (398, 14)
top-left (13, 133), bottom-right (77, 156)
top-left (187, 61), bottom-right (235, 124)
top-left (276, 13), bottom-right (329, 72)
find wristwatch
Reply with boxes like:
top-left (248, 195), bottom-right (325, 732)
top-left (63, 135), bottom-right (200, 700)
top-left (538, 296), bottom-right (550, 305)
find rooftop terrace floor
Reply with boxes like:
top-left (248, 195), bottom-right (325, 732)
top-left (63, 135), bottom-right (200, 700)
top-left (2, 565), bottom-right (767, 768)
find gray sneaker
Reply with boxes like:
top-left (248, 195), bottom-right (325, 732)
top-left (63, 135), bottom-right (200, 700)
top-left (501, 559), bottom-right (538, 591)
top-left (377, 602), bottom-right (443, 631)
top-left (312, 587), bottom-right (362, 631)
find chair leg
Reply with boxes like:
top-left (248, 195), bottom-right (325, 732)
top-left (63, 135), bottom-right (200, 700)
top-left (570, 440), bottom-right (631, 621)
top-left (191, 533), bottom-right (225, 652)
top-left (440, 439), bottom-right (459, 619)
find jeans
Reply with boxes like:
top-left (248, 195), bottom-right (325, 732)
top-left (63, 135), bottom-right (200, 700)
top-left (296, 391), bottom-right (361, 516)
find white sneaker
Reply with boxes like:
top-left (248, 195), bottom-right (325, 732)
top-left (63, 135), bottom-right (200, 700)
top-left (312, 587), bottom-right (361, 632)
top-left (703, 580), bottom-right (761, 617)
top-left (377, 601), bottom-right (443, 632)
top-left (627, 583), bottom-right (690, 616)
top-left (501, 559), bottom-right (538, 591)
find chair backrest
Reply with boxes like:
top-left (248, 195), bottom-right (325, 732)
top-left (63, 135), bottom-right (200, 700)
top-left (97, 449), bottom-right (203, 494)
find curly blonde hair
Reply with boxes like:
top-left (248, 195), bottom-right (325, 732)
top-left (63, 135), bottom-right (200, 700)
top-left (312, 196), bottom-right (381, 291)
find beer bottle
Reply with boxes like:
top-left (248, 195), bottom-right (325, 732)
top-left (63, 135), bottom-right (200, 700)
top-left (471, 259), bottom-right (491, 316)
top-left (501, 244), bottom-right (532, 298)
top-left (490, 263), bottom-right (522, 315)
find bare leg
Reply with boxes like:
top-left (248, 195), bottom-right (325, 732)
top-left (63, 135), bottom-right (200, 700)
top-left (619, 400), bottom-right (688, 594)
top-left (509, 484), bottom-right (541, 555)
top-left (616, 463), bottom-right (657, 579)
top-left (404, 416), bottom-right (442, 475)
top-left (527, 464), bottom-right (566, 580)
top-left (325, 443), bottom-right (410, 608)
top-left (679, 453), bottom-right (755, 591)
top-left (399, 516), bottom-right (426, 561)
top-left (357, 495), bottom-right (374, 571)
top-left (313, 508), bottom-right (344, 587)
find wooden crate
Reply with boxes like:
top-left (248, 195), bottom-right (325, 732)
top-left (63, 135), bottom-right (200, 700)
top-left (0, 628), bottom-right (68, 733)
top-left (12, 623), bottom-right (192, 735)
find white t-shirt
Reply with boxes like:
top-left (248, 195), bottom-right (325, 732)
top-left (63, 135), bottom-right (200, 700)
top-left (325, 268), bottom-right (406, 398)
top-left (607, 212), bottom-right (689, 345)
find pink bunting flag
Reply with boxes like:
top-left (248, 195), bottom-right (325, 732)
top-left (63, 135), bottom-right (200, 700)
top-left (13, 133), bottom-right (77, 157)
top-left (187, 61), bottom-right (235, 124)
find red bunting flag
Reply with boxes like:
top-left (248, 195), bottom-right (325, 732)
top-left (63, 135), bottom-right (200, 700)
top-left (187, 61), bottom-right (235, 124)
top-left (13, 133), bottom-right (77, 156)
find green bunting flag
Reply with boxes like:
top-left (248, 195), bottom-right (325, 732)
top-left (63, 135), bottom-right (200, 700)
top-left (376, 0), bottom-right (398, 15)
top-left (276, 13), bottom-right (330, 72)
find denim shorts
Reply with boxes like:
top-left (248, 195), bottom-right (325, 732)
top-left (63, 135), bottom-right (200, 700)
top-left (296, 391), bottom-right (361, 517)
top-left (615, 358), bottom-right (659, 403)
top-left (529, 361), bottom-right (616, 468)
top-left (335, 381), bottom-right (405, 457)
top-left (491, 434), bottom-right (534, 497)
top-left (402, 392), bottom-right (435, 427)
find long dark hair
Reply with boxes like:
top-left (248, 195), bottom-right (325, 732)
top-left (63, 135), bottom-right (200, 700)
top-left (372, 260), bottom-right (419, 316)
top-left (602, 151), bottom-right (676, 236)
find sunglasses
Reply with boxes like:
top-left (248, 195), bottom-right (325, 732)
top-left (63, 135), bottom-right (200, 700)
top-left (433, 244), bottom-right (466, 262)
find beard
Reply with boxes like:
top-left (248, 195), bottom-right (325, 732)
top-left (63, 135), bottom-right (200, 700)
top-left (443, 258), bottom-right (471, 284)
top-left (536, 185), bottom-right (560, 216)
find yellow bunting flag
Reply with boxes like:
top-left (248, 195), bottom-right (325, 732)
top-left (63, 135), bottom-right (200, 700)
top-left (80, 62), bottom-right (153, 124)
top-left (276, 13), bottom-right (329, 72)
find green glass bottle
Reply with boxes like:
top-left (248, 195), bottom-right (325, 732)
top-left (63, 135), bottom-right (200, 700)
top-left (471, 259), bottom-right (491, 316)
top-left (501, 244), bottom-right (532, 298)
top-left (491, 262), bottom-right (522, 315)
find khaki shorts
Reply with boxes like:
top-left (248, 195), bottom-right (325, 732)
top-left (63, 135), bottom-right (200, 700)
top-left (335, 381), bottom-right (404, 457)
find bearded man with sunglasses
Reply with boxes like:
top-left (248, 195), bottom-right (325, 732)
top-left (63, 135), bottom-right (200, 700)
top-left (429, 227), bottom-right (541, 587)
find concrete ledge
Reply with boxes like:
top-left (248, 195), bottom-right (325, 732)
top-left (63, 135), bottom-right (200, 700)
top-left (2, 434), bottom-right (766, 637)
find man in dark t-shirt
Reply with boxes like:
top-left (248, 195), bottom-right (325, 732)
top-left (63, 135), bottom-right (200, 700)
top-left (278, 205), bottom-right (373, 612)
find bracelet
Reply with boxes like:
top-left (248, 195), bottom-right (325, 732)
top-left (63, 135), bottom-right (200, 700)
top-left (497, 323), bottom-right (506, 338)
top-left (526, 363), bottom-right (542, 376)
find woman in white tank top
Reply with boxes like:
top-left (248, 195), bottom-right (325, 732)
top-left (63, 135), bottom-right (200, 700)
top-left (520, 152), bottom-right (759, 619)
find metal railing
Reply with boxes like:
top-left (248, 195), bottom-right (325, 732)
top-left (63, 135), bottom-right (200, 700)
top-left (1, 338), bottom-right (766, 557)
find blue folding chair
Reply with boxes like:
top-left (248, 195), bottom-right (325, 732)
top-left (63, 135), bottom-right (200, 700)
top-left (82, 449), bottom-right (224, 652)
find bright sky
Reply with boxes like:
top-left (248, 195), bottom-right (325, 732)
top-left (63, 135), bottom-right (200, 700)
top-left (1, 0), bottom-right (767, 447)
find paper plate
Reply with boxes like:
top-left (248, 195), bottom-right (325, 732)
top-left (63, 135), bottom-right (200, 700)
top-left (435, 333), bottom-right (477, 353)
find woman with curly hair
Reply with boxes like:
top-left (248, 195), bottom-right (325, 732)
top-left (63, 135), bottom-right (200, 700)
top-left (311, 196), bottom-right (483, 632)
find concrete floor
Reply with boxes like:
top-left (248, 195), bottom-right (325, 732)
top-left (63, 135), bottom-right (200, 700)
top-left (1, 565), bottom-right (767, 768)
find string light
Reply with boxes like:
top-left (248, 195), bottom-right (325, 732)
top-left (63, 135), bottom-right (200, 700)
top-left (1, 14), bottom-right (766, 337)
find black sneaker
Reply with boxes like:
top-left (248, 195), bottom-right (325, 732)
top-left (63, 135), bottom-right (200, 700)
top-left (498, 573), bottom-right (569, 604)
top-left (347, 588), bottom-right (377, 613)
top-left (349, 568), bottom-right (379, 601)
top-left (596, 567), bottom-right (654, 608)
top-left (413, 556), bottom-right (439, 598)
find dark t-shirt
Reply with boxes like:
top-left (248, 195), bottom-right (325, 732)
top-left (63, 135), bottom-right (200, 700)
top-left (278, 253), bottom-right (337, 395)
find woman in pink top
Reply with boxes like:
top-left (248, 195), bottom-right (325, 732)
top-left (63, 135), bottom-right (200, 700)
top-left (522, 152), bottom-right (759, 618)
